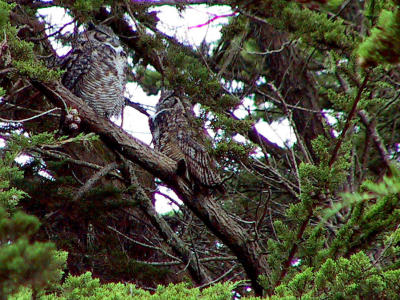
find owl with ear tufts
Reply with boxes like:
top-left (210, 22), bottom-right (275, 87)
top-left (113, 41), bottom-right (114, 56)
top-left (61, 24), bottom-right (128, 118)
top-left (149, 90), bottom-right (225, 194)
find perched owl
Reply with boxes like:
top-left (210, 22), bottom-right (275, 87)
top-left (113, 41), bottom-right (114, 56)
top-left (61, 24), bottom-right (127, 118)
top-left (149, 90), bottom-right (225, 193)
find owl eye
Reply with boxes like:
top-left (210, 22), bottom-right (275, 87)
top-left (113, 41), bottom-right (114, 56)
top-left (94, 32), bottom-right (108, 42)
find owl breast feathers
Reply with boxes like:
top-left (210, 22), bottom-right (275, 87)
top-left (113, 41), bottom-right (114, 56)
top-left (61, 24), bottom-right (128, 118)
top-left (149, 91), bottom-right (225, 193)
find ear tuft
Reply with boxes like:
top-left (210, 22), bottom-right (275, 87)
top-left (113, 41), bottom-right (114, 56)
top-left (87, 22), bottom-right (96, 30)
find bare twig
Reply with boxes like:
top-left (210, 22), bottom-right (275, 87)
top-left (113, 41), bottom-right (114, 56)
top-left (107, 225), bottom-right (181, 261)
top-left (30, 19), bottom-right (76, 41)
top-left (255, 189), bottom-right (271, 235)
top-left (0, 103), bottom-right (61, 118)
top-left (31, 147), bottom-right (124, 180)
top-left (73, 162), bottom-right (119, 201)
top-left (197, 264), bottom-right (237, 289)
top-left (125, 97), bottom-right (151, 117)
top-left (255, 88), bottom-right (322, 113)
top-left (0, 108), bottom-right (61, 123)
top-left (358, 110), bottom-right (391, 172)
top-left (268, 82), bottom-right (312, 164)
top-left (134, 255), bottom-right (236, 266)
top-left (247, 40), bottom-right (294, 55)
top-left (188, 12), bottom-right (237, 30)
top-left (155, 190), bottom-right (183, 209)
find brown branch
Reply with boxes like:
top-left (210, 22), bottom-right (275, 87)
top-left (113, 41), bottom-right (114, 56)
top-left (329, 73), bottom-right (370, 167)
top-left (274, 207), bottom-right (313, 291)
top-left (31, 147), bottom-right (124, 180)
top-left (107, 225), bottom-right (181, 261)
top-left (125, 97), bottom-right (150, 117)
top-left (32, 80), bottom-right (269, 295)
top-left (124, 160), bottom-right (212, 285)
top-left (358, 110), bottom-right (391, 172)
top-left (32, 81), bottom-right (178, 179)
top-left (73, 162), bottom-right (119, 202)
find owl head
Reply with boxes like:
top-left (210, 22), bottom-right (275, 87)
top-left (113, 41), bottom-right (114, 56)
top-left (155, 89), bottom-right (178, 112)
top-left (79, 23), bottom-right (122, 49)
top-left (150, 90), bottom-right (182, 130)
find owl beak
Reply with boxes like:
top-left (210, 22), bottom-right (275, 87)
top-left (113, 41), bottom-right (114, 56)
top-left (111, 37), bottom-right (120, 47)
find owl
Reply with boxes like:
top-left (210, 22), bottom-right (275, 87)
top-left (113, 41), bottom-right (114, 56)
top-left (149, 90), bottom-right (225, 193)
top-left (61, 24), bottom-right (128, 118)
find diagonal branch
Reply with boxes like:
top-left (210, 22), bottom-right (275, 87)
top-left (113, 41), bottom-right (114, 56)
top-left (124, 160), bottom-right (212, 284)
top-left (329, 73), bottom-right (370, 167)
top-left (32, 80), bottom-right (269, 296)
top-left (358, 110), bottom-right (391, 172)
top-left (73, 162), bottom-right (119, 202)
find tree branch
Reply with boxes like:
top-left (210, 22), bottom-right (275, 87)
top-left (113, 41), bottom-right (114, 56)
top-left (124, 159), bottom-right (212, 285)
top-left (73, 162), bottom-right (119, 202)
top-left (358, 110), bottom-right (391, 172)
top-left (329, 73), bottom-right (370, 167)
top-left (32, 80), bottom-right (269, 295)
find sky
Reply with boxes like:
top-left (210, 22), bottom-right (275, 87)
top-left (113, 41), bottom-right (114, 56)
top-left (31, 5), bottom-right (295, 213)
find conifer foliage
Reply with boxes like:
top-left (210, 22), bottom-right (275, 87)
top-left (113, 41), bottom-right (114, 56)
top-left (2, 0), bottom-right (400, 298)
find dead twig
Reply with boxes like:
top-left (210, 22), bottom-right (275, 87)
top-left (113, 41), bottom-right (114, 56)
top-left (358, 110), bottom-right (391, 172)
top-left (73, 162), bottom-right (119, 202)
top-left (0, 108), bottom-right (61, 123)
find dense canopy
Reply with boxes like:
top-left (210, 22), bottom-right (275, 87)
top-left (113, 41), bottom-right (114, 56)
top-left (2, 0), bottom-right (400, 299)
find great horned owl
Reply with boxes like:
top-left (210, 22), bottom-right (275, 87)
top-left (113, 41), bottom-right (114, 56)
top-left (149, 90), bottom-right (225, 193)
top-left (61, 24), bottom-right (127, 118)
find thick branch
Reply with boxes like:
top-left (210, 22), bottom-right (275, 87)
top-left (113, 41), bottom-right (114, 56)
top-left (125, 160), bottom-right (212, 285)
top-left (33, 80), bottom-right (269, 295)
top-left (33, 81), bottom-right (178, 180)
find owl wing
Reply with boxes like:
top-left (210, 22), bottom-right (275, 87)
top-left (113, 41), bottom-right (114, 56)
top-left (61, 47), bottom-right (93, 93)
top-left (177, 131), bottom-right (223, 188)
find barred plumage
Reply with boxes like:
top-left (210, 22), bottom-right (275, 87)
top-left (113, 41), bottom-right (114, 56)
top-left (61, 24), bottom-right (127, 118)
top-left (149, 91), bottom-right (224, 192)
